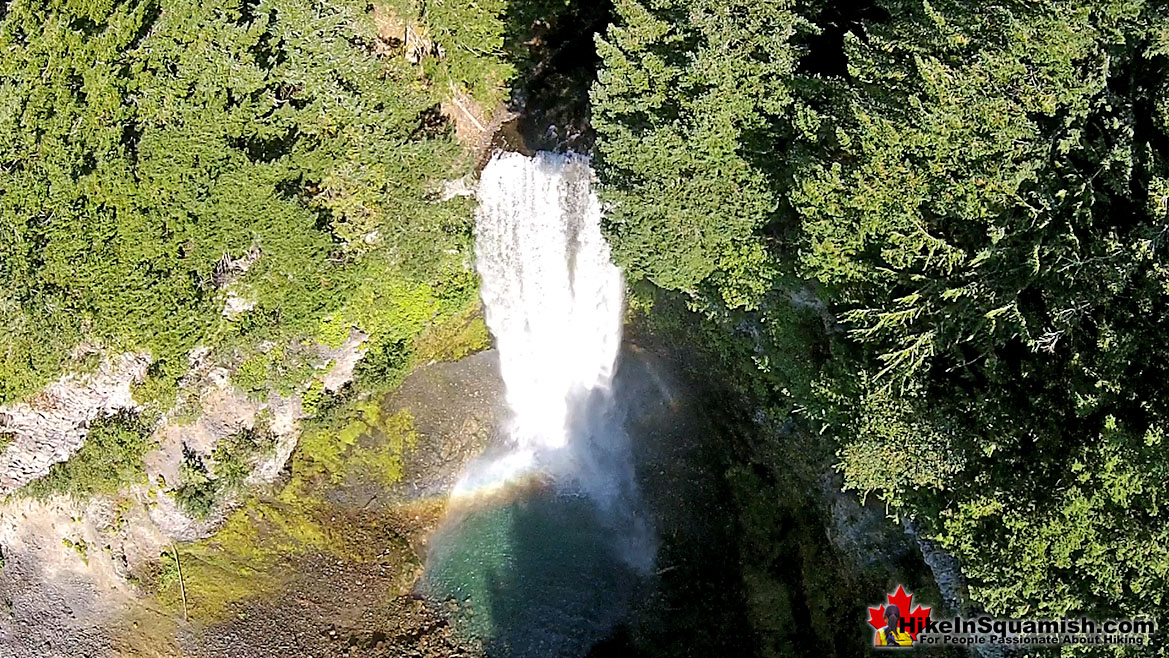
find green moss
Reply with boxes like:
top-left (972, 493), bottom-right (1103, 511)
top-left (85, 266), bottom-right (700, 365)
top-left (154, 499), bottom-right (311, 618)
top-left (297, 399), bottom-right (376, 485)
top-left (317, 316), bottom-right (354, 350)
top-left (231, 353), bottom-right (271, 398)
top-left (148, 383), bottom-right (432, 620)
top-left (318, 258), bottom-right (482, 393)
top-left (110, 497), bottom-right (135, 532)
top-left (317, 262), bottom-right (436, 349)
top-left (62, 537), bottom-right (89, 563)
top-left (353, 409), bottom-right (418, 487)
top-left (154, 477), bottom-right (398, 620)
top-left (294, 398), bottom-right (418, 488)
top-left (300, 379), bottom-right (327, 417)
top-left (414, 307), bottom-right (491, 363)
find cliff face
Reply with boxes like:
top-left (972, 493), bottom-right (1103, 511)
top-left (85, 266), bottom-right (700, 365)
top-left (0, 323), bottom-right (368, 525)
top-left (0, 353), bottom-right (151, 496)
top-left (0, 343), bottom-right (502, 658)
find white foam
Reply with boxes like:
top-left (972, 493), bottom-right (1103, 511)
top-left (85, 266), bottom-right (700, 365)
top-left (453, 151), bottom-right (623, 495)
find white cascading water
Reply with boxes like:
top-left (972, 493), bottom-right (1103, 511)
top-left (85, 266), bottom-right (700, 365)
top-left (452, 150), bottom-right (625, 497)
top-left (427, 151), bottom-right (654, 655)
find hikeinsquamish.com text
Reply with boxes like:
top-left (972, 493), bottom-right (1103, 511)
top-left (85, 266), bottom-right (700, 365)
top-left (909, 616), bottom-right (1156, 648)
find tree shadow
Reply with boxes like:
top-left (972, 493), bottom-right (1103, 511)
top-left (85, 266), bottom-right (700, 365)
top-left (492, 0), bottom-right (615, 153)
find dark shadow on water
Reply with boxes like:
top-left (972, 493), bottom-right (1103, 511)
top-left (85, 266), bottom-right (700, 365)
top-left (423, 341), bottom-right (752, 658)
top-left (424, 380), bottom-right (654, 658)
top-left (605, 343), bottom-right (755, 658)
top-left (426, 488), bottom-right (648, 658)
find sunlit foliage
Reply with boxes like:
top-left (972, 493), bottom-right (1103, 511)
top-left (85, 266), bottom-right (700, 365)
top-left (0, 0), bottom-right (481, 405)
top-left (595, 0), bottom-right (1169, 645)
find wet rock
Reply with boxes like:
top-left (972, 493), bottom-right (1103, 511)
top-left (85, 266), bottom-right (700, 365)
top-left (823, 471), bottom-right (914, 571)
top-left (327, 350), bottom-right (505, 510)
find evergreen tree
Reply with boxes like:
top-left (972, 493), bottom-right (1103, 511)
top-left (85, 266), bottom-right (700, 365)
top-left (593, 0), bottom-right (1169, 644)
top-left (0, 0), bottom-right (483, 403)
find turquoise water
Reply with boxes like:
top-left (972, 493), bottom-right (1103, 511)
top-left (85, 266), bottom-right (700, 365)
top-left (433, 152), bottom-right (650, 657)
top-left (424, 484), bottom-right (647, 657)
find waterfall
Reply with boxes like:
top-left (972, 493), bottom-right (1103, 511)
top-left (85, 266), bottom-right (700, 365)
top-left (452, 151), bottom-right (626, 498)
top-left (427, 151), bottom-right (655, 657)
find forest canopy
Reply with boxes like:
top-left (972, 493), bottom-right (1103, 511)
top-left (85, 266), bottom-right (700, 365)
top-left (3, 0), bottom-right (1168, 653)
top-left (0, 0), bottom-right (500, 405)
top-left (593, 0), bottom-right (1169, 641)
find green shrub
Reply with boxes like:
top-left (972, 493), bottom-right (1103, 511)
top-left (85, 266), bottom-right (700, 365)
top-left (172, 427), bottom-right (276, 518)
top-left (23, 411), bottom-right (152, 500)
top-left (0, 0), bottom-right (490, 406)
top-left (173, 447), bottom-right (222, 520)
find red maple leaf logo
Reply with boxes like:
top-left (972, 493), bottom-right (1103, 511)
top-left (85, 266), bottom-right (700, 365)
top-left (867, 585), bottom-right (932, 641)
